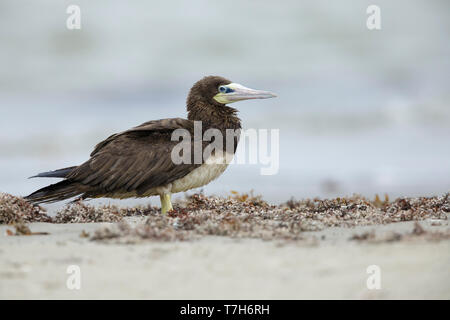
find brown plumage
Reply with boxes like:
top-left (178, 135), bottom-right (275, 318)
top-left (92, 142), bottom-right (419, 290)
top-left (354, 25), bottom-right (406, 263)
top-left (25, 76), bottom-right (276, 212)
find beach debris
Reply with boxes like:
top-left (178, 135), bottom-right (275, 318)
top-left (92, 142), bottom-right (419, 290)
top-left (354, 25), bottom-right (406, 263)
top-left (13, 223), bottom-right (32, 235)
top-left (373, 194), bottom-right (390, 208)
top-left (53, 201), bottom-right (160, 223)
top-left (428, 219), bottom-right (446, 226)
top-left (284, 193), bottom-right (449, 227)
top-left (88, 192), bottom-right (449, 243)
top-left (350, 221), bottom-right (450, 243)
top-left (0, 192), bottom-right (51, 224)
top-left (79, 230), bottom-right (90, 238)
top-left (1, 190), bottom-right (449, 243)
top-left (53, 201), bottom-right (124, 223)
top-left (91, 219), bottom-right (191, 243)
top-left (5, 222), bottom-right (49, 236)
top-left (119, 205), bottom-right (160, 217)
top-left (228, 190), bottom-right (268, 207)
top-left (350, 230), bottom-right (376, 241)
top-left (412, 221), bottom-right (425, 235)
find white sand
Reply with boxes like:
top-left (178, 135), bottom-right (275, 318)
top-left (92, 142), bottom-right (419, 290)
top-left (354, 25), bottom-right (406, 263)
top-left (0, 218), bottom-right (449, 299)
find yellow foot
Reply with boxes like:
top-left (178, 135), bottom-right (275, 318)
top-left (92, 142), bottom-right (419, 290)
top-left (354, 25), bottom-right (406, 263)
top-left (160, 193), bottom-right (173, 214)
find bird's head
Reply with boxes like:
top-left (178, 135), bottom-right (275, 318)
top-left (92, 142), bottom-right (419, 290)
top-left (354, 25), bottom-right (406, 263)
top-left (187, 76), bottom-right (277, 109)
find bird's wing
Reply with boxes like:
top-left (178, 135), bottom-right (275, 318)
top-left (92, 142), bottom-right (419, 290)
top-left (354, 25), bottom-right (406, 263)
top-left (90, 118), bottom-right (194, 156)
top-left (66, 118), bottom-right (199, 196)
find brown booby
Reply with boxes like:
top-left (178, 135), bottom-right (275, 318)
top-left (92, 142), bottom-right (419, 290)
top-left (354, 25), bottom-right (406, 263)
top-left (25, 76), bottom-right (276, 213)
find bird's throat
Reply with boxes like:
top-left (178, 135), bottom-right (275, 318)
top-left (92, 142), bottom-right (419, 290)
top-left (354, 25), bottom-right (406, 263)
top-left (187, 101), bottom-right (241, 132)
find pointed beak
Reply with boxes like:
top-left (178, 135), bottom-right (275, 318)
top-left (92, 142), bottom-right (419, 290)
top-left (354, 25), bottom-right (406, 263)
top-left (213, 83), bottom-right (277, 104)
top-left (226, 83), bottom-right (277, 102)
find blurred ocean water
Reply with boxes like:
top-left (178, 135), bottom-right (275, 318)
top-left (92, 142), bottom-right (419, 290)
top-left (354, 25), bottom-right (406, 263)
top-left (0, 0), bottom-right (449, 209)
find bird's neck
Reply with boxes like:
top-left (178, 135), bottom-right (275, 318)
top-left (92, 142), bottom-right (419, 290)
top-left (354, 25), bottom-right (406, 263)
top-left (187, 100), bottom-right (242, 132)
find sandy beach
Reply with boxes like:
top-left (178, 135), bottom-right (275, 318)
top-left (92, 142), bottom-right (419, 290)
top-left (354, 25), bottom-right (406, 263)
top-left (0, 192), bottom-right (449, 299)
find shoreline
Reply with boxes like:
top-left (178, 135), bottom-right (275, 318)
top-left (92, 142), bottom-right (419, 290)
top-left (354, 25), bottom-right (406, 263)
top-left (0, 192), bottom-right (449, 299)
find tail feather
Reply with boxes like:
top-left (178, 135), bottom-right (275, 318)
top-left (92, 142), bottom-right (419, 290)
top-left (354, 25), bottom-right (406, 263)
top-left (29, 166), bottom-right (77, 179)
top-left (25, 180), bottom-right (84, 204)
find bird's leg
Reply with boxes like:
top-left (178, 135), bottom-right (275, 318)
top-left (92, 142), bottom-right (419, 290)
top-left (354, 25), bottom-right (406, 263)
top-left (160, 193), bottom-right (173, 214)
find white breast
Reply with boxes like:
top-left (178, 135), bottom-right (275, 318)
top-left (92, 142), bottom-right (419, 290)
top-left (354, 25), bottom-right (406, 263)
top-left (170, 153), bottom-right (233, 193)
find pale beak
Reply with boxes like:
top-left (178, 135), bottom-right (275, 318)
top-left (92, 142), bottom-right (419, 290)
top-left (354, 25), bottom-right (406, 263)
top-left (226, 83), bottom-right (277, 102)
top-left (214, 83), bottom-right (277, 104)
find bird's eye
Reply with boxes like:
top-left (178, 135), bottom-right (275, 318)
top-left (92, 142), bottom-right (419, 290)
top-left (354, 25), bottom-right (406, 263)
top-left (218, 86), bottom-right (234, 94)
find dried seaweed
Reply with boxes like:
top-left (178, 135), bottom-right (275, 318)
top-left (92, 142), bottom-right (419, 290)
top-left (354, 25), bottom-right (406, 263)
top-left (284, 193), bottom-right (449, 228)
top-left (350, 222), bottom-right (450, 243)
top-left (90, 193), bottom-right (449, 243)
top-left (5, 222), bottom-right (49, 236)
top-left (53, 201), bottom-right (124, 223)
top-left (91, 219), bottom-right (192, 243)
top-left (53, 202), bottom-right (160, 223)
top-left (0, 192), bottom-right (51, 224)
top-left (1, 191), bottom-right (449, 243)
